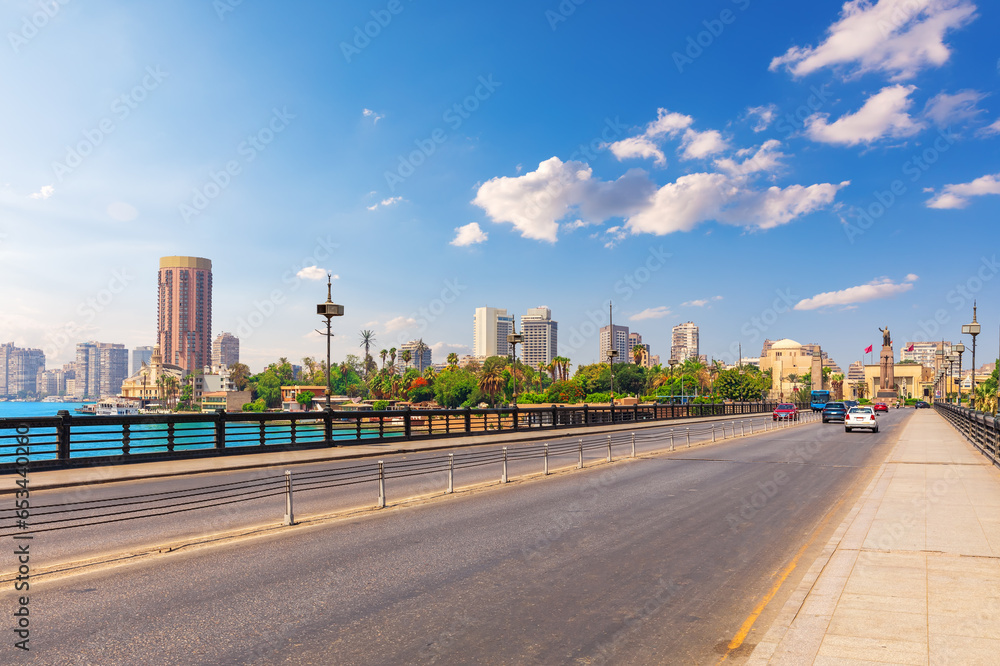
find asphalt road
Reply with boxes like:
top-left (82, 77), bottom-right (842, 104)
top-left (1, 409), bottom-right (908, 664)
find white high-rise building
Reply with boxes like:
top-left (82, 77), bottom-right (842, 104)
top-left (671, 322), bottom-right (699, 362)
top-left (600, 325), bottom-right (630, 364)
top-left (521, 307), bottom-right (558, 370)
top-left (473, 307), bottom-right (515, 359)
top-left (399, 340), bottom-right (433, 373)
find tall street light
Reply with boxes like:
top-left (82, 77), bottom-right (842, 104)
top-left (607, 301), bottom-right (617, 419)
top-left (948, 352), bottom-right (958, 404)
top-left (507, 331), bottom-right (523, 405)
top-left (962, 303), bottom-right (980, 410)
top-left (316, 273), bottom-right (344, 412)
top-left (936, 344), bottom-right (946, 403)
top-left (954, 343), bottom-right (965, 405)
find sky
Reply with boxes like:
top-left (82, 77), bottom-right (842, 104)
top-left (1, 0), bottom-right (998, 375)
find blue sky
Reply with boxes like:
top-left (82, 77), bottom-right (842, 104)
top-left (1, 0), bottom-right (998, 374)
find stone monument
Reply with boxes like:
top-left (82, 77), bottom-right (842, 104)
top-left (876, 325), bottom-right (896, 399)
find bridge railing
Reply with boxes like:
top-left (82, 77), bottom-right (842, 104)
top-left (934, 402), bottom-right (1000, 465)
top-left (0, 401), bottom-right (779, 471)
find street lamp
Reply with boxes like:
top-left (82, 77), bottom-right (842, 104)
top-left (506, 331), bottom-right (523, 405)
top-left (316, 273), bottom-right (344, 412)
top-left (954, 343), bottom-right (965, 405)
top-left (668, 357), bottom-right (678, 403)
top-left (948, 352), bottom-right (958, 404)
top-left (962, 303), bottom-right (981, 409)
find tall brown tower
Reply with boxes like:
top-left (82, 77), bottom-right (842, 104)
top-left (157, 256), bottom-right (212, 373)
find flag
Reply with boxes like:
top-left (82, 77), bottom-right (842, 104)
top-left (864, 344), bottom-right (873, 354)
top-left (907, 344), bottom-right (914, 352)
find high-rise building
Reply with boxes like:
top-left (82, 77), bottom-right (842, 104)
top-left (671, 322), bottom-right (699, 362)
top-left (158, 256), bottom-right (213, 372)
top-left (399, 340), bottom-right (433, 373)
top-left (212, 332), bottom-right (240, 368)
top-left (0, 343), bottom-right (45, 396)
top-left (473, 307), bottom-right (515, 358)
top-left (599, 324), bottom-right (629, 364)
top-left (132, 346), bottom-right (155, 375)
top-left (521, 307), bottom-right (558, 370)
top-left (901, 341), bottom-right (951, 369)
top-left (75, 342), bottom-right (128, 399)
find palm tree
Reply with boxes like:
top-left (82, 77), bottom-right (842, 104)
top-left (479, 367), bottom-right (505, 406)
top-left (389, 347), bottom-right (397, 374)
top-left (447, 352), bottom-right (459, 369)
top-left (379, 349), bottom-right (388, 370)
top-left (632, 345), bottom-right (644, 366)
top-left (415, 339), bottom-right (429, 374)
top-left (400, 349), bottom-right (412, 371)
top-left (359, 330), bottom-right (376, 377)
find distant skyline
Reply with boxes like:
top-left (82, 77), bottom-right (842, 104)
top-left (1, 1), bottom-right (998, 374)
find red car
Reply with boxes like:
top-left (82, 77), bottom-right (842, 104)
top-left (873, 402), bottom-right (889, 412)
top-left (773, 403), bottom-right (799, 421)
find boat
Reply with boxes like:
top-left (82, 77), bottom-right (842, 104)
top-left (75, 404), bottom-right (97, 415)
top-left (94, 398), bottom-right (141, 416)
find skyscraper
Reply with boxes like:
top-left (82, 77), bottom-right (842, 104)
top-left (473, 307), bottom-right (515, 358)
top-left (75, 342), bottom-right (127, 399)
top-left (671, 322), bottom-right (699, 362)
top-left (158, 256), bottom-right (213, 372)
top-left (0, 343), bottom-right (45, 397)
top-left (600, 324), bottom-right (629, 364)
top-left (132, 346), bottom-right (155, 375)
top-left (212, 332), bottom-right (240, 368)
top-left (522, 307), bottom-right (558, 370)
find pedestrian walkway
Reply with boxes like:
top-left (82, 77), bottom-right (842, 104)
top-left (747, 410), bottom-right (1000, 664)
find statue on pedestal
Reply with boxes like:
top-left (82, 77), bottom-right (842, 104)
top-left (878, 326), bottom-right (891, 347)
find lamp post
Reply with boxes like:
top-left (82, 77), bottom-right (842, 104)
top-left (668, 357), bottom-right (678, 403)
top-left (315, 273), bottom-right (344, 411)
top-left (506, 331), bottom-right (523, 405)
top-left (936, 344), bottom-right (946, 403)
top-left (948, 352), bottom-right (958, 404)
top-left (962, 303), bottom-right (981, 409)
top-left (954, 342), bottom-right (965, 405)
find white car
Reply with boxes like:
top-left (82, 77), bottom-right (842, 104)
top-left (845, 406), bottom-right (878, 433)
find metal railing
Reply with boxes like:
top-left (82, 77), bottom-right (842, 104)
top-left (0, 402), bottom-right (780, 470)
top-left (0, 412), bottom-right (820, 538)
top-left (935, 402), bottom-right (1000, 466)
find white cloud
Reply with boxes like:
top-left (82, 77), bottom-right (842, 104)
top-left (769, 0), bottom-right (978, 81)
top-left (714, 140), bottom-right (786, 176)
top-left (804, 85), bottom-right (924, 145)
top-left (363, 108), bottom-right (384, 124)
top-left (794, 275), bottom-right (917, 310)
top-left (430, 342), bottom-right (470, 356)
top-left (923, 89), bottom-right (987, 127)
top-left (683, 296), bottom-right (723, 307)
top-left (608, 136), bottom-right (666, 166)
top-left (367, 196), bottom-right (403, 211)
top-left (472, 157), bottom-right (656, 242)
top-left (629, 306), bottom-right (671, 321)
top-left (745, 104), bottom-right (778, 132)
top-left (384, 316), bottom-right (416, 332)
top-left (925, 172), bottom-right (1000, 209)
top-left (107, 202), bottom-right (138, 221)
top-left (450, 222), bottom-right (489, 246)
top-left (296, 266), bottom-right (333, 281)
top-left (645, 108), bottom-right (694, 138)
top-left (979, 118), bottom-right (1000, 136)
top-left (680, 129), bottom-right (729, 160)
top-left (29, 185), bottom-right (54, 200)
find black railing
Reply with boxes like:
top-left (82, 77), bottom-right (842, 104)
top-left (1, 402), bottom-right (778, 471)
top-left (935, 402), bottom-right (1000, 466)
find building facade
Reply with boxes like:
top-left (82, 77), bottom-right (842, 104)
top-left (0, 343), bottom-right (45, 396)
top-left (627, 332), bottom-right (651, 367)
top-left (74, 342), bottom-right (128, 399)
top-left (521, 307), bottom-right (558, 370)
top-left (671, 322), bottom-right (699, 362)
top-left (158, 256), bottom-right (213, 372)
top-left (599, 324), bottom-right (629, 364)
top-left (473, 307), bottom-right (514, 358)
top-left (399, 340), bottom-right (433, 373)
top-left (132, 346), bottom-right (155, 375)
top-left (212, 332), bottom-right (239, 368)
top-left (901, 341), bottom-right (952, 370)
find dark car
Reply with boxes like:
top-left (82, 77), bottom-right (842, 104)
top-left (822, 402), bottom-right (847, 423)
top-left (914, 401), bottom-right (930, 409)
top-left (873, 402), bottom-right (889, 412)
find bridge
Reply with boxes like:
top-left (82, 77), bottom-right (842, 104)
top-left (1, 406), bottom-right (998, 663)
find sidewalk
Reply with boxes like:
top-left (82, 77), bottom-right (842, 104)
top-left (747, 410), bottom-right (1000, 664)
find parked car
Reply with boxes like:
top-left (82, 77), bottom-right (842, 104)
top-left (914, 401), bottom-right (930, 409)
top-left (873, 402), bottom-right (889, 412)
top-left (822, 402), bottom-right (847, 423)
top-left (845, 406), bottom-right (879, 432)
top-left (773, 403), bottom-right (799, 421)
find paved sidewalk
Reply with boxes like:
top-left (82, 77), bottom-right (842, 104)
top-left (747, 410), bottom-right (1000, 665)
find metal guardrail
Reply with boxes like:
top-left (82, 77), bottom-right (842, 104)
top-left (0, 412), bottom-right (820, 537)
top-left (0, 401), bottom-right (780, 470)
top-left (935, 403), bottom-right (1000, 466)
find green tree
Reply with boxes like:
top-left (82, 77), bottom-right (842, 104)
top-left (359, 330), bottom-right (377, 377)
top-left (713, 366), bottom-right (770, 402)
top-left (478, 367), bottom-right (506, 406)
top-left (433, 369), bottom-right (478, 407)
top-left (544, 380), bottom-right (586, 404)
top-left (401, 349), bottom-right (412, 371)
top-left (295, 390), bottom-right (315, 411)
top-left (447, 352), bottom-right (459, 370)
top-left (228, 363), bottom-right (251, 391)
top-left (256, 369), bottom-right (282, 408)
